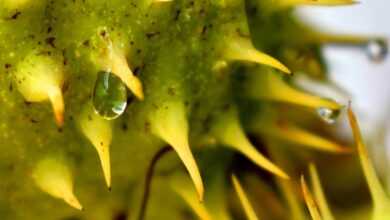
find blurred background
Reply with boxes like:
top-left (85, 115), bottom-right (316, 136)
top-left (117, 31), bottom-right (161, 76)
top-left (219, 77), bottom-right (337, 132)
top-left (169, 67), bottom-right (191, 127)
top-left (297, 0), bottom-right (390, 189)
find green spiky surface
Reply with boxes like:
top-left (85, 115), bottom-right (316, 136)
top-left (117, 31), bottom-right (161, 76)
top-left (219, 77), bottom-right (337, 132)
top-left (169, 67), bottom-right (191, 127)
top-left (0, 0), bottom-right (388, 220)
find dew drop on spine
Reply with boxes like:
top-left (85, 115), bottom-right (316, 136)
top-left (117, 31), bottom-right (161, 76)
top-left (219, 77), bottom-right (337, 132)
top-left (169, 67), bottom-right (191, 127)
top-left (365, 39), bottom-right (388, 62)
top-left (316, 107), bottom-right (341, 124)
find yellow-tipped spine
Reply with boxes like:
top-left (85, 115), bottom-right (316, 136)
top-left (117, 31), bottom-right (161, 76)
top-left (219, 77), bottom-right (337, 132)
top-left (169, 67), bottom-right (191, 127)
top-left (79, 105), bottom-right (112, 189)
top-left (268, 144), bottom-right (306, 220)
top-left (347, 107), bottom-right (390, 218)
top-left (171, 176), bottom-right (212, 220)
top-left (150, 101), bottom-right (204, 201)
top-left (309, 163), bottom-right (334, 220)
top-left (93, 32), bottom-right (144, 100)
top-left (212, 107), bottom-right (289, 179)
top-left (249, 69), bottom-right (340, 111)
top-left (32, 157), bottom-right (83, 210)
top-left (260, 120), bottom-right (351, 153)
top-left (232, 175), bottom-right (259, 220)
top-left (14, 52), bottom-right (65, 127)
top-left (225, 37), bottom-right (291, 74)
top-left (277, 0), bottom-right (357, 7)
top-left (301, 175), bottom-right (322, 220)
top-left (47, 86), bottom-right (65, 127)
top-left (108, 46), bottom-right (144, 100)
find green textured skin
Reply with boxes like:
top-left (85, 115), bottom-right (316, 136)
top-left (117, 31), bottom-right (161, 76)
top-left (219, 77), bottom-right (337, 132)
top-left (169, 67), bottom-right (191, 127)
top-left (0, 0), bottom-right (374, 220)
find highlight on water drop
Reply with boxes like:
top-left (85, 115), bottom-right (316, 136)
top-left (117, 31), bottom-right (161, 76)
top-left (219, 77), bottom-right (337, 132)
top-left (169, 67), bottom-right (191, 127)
top-left (316, 106), bottom-right (341, 124)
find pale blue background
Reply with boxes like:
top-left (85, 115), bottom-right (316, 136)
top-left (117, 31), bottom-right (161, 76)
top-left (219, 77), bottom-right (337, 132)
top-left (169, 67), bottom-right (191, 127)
top-left (298, 0), bottom-right (390, 188)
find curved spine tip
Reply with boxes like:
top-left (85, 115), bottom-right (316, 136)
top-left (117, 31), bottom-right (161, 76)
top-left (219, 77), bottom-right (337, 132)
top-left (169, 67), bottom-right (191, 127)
top-left (150, 101), bottom-right (204, 201)
top-left (79, 106), bottom-right (112, 188)
top-left (278, 0), bottom-right (357, 7)
top-left (48, 86), bottom-right (65, 127)
top-left (110, 50), bottom-right (144, 100)
top-left (301, 175), bottom-right (322, 220)
top-left (172, 176), bottom-right (211, 220)
top-left (94, 36), bottom-right (144, 100)
top-left (225, 37), bottom-right (291, 74)
top-left (347, 106), bottom-right (389, 209)
top-left (261, 120), bottom-right (351, 154)
top-left (33, 158), bottom-right (83, 210)
top-left (14, 52), bottom-right (65, 126)
top-left (249, 70), bottom-right (341, 111)
top-left (309, 163), bottom-right (334, 220)
top-left (232, 175), bottom-right (259, 220)
top-left (213, 108), bottom-right (289, 179)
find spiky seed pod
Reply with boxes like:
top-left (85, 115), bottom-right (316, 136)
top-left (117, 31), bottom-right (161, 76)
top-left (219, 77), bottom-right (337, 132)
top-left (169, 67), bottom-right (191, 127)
top-left (0, 0), bottom-right (388, 219)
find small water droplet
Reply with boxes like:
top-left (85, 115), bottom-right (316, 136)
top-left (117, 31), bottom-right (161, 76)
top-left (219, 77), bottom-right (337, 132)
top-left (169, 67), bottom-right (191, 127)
top-left (366, 39), bottom-right (388, 62)
top-left (316, 107), bottom-right (340, 124)
top-left (93, 71), bottom-right (127, 120)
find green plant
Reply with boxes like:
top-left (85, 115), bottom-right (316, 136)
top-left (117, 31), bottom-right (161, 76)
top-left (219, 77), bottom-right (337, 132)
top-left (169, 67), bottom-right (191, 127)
top-left (0, 0), bottom-right (388, 219)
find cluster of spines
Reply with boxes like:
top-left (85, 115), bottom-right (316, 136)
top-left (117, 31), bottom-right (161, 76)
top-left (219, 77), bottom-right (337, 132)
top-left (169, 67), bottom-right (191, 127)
top-left (3, 0), bottom-right (388, 218)
top-left (171, 107), bottom-right (390, 220)
top-left (297, 107), bottom-right (390, 220)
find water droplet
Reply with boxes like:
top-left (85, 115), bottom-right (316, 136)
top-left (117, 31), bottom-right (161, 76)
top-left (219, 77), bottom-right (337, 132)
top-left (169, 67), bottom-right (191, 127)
top-left (366, 39), bottom-right (388, 62)
top-left (316, 107), bottom-right (340, 124)
top-left (93, 71), bottom-right (127, 120)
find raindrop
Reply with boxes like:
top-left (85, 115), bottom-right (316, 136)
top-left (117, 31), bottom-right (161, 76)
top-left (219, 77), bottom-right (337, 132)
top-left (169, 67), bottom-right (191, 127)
top-left (316, 107), bottom-right (340, 124)
top-left (365, 39), bottom-right (388, 62)
top-left (93, 71), bottom-right (127, 120)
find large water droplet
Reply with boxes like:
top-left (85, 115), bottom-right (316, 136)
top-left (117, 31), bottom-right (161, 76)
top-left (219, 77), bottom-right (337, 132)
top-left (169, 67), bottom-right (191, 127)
top-left (316, 107), bottom-right (340, 124)
top-left (93, 71), bottom-right (127, 120)
top-left (366, 39), bottom-right (388, 62)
